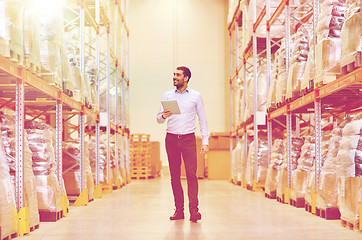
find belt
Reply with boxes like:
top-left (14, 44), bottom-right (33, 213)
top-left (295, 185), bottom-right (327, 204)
top-left (167, 132), bottom-right (195, 139)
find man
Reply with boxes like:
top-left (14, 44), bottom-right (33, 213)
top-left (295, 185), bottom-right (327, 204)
top-left (157, 66), bottom-right (209, 223)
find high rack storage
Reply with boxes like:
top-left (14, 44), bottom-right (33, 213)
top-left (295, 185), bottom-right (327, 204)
top-left (0, 0), bottom-right (129, 238)
top-left (228, 0), bottom-right (362, 231)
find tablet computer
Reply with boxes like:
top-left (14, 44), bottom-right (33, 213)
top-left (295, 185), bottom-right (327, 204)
top-left (161, 100), bottom-right (181, 114)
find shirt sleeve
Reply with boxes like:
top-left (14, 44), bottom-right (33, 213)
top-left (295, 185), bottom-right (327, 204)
top-left (196, 93), bottom-right (209, 145)
top-left (157, 94), bottom-right (166, 124)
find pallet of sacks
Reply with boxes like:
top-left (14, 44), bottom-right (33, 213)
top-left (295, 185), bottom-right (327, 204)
top-left (0, 114), bottom-right (39, 236)
top-left (25, 120), bottom-right (67, 222)
top-left (62, 140), bottom-right (94, 203)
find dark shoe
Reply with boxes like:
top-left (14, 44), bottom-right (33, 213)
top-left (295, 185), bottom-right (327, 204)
top-left (170, 210), bottom-right (184, 220)
top-left (190, 211), bottom-right (201, 222)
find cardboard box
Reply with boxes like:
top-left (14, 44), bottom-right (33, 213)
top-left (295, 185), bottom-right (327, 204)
top-left (150, 141), bottom-right (161, 177)
top-left (209, 132), bottom-right (231, 150)
top-left (206, 150), bottom-right (230, 180)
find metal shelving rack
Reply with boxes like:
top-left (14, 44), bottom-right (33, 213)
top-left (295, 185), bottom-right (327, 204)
top-left (0, 0), bottom-right (130, 233)
top-left (228, 0), bottom-right (362, 203)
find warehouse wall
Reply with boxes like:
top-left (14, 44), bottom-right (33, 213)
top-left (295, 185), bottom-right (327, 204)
top-left (129, 0), bottom-right (229, 166)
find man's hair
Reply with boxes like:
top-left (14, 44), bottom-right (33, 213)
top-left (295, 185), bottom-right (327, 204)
top-left (177, 66), bottom-right (191, 82)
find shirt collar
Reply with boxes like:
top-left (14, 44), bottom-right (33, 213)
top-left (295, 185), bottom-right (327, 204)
top-left (175, 87), bottom-right (189, 93)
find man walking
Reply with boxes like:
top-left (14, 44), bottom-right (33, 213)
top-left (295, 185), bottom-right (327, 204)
top-left (157, 66), bottom-right (209, 222)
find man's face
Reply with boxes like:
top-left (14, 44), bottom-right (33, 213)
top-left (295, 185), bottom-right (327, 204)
top-left (173, 69), bottom-right (188, 88)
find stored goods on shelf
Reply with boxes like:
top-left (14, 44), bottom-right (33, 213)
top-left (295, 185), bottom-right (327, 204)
top-left (265, 139), bottom-right (285, 197)
top-left (0, 114), bottom-right (39, 230)
top-left (291, 136), bottom-right (315, 201)
top-left (231, 139), bottom-right (244, 184)
top-left (111, 142), bottom-right (124, 187)
top-left (267, 53), bottom-right (279, 110)
top-left (24, 121), bottom-right (63, 215)
top-left (35, 1), bottom-right (63, 87)
top-left (245, 132), bottom-right (268, 187)
top-left (275, 38), bottom-right (292, 104)
top-left (338, 176), bottom-right (362, 229)
top-left (300, 32), bottom-right (315, 92)
top-left (89, 138), bottom-right (107, 184)
top-left (315, 119), bottom-right (350, 209)
top-left (341, 1), bottom-right (361, 69)
top-left (315, 0), bottom-right (346, 85)
top-left (0, 130), bottom-right (18, 239)
top-left (276, 136), bottom-right (304, 200)
top-left (286, 28), bottom-right (310, 100)
top-left (62, 140), bottom-right (94, 201)
top-left (244, 67), bottom-right (268, 122)
top-left (0, 0), bottom-right (24, 63)
top-left (24, 8), bottom-right (41, 75)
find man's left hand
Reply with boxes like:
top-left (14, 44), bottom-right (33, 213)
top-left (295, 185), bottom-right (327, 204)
top-left (200, 145), bottom-right (209, 156)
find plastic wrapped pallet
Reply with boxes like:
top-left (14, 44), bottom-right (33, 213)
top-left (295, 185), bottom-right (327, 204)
top-left (0, 130), bottom-right (18, 239)
top-left (63, 140), bottom-right (94, 201)
top-left (245, 132), bottom-right (268, 187)
top-left (267, 54), bottom-right (279, 110)
top-left (276, 137), bottom-right (304, 200)
top-left (24, 7), bottom-right (41, 73)
top-left (265, 139), bottom-right (285, 197)
top-left (0, 115), bottom-right (39, 229)
top-left (25, 121), bottom-right (62, 214)
top-left (336, 114), bottom-right (362, 178)
top-left (300, 31), bottom-right (315, 92)
top-left (286, 28), bottom-right (310, 100)
top-left (275, 38), bottom-right (289, 104)
top-left (85, 56), bottom-right (98, 108)
top-left (110, 143), bottom-right (123, 187)
top-left (89, 138), bottom-right (107, 184)
top-left (315, 119), bottom-right (350, 209)
top-left (338, 176), bottom-right (362, 228)
top-left (315, 0), bottom-right (346, 85)
top-left (245, 67), bottom-right (268, 121)
top-left (341, 1), bottom-right (361, 65)
top-left (291, 136), bottom-right (315, 200)
top-left (0, 0), bottom-right (24, 63)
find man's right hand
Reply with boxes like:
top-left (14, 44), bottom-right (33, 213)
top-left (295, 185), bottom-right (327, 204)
top-left (162, 109), bottom-right (172, 119)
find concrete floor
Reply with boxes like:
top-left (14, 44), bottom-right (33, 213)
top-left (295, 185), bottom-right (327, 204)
top-left (20, 178), bottom-right (361, 240)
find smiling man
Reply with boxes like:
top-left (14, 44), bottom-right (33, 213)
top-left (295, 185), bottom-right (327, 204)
top-left (157, 66), bottom-right (209, 222)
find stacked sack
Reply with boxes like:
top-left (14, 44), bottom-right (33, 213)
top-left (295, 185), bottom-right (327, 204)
top-left (286, 28), bottom-right (310, 100)
top-left (0, 0), bottom-right (24, 63)
top-left (0, 128), bottom-right (18, 239)
top-left (265, 139), bottom-right (285, 197)
top-left (276, 136), bottom-right (304, 200)
top-left (89, 138), bottom-right (107, 184)
top-left (62, 140), bottom-right (94, 201)
top-left (245, 132), bottom-right (268, 187)
top-left (244, 67), bottom-right (268, 122)
top-left (315, 0), bottom-right (346, 84)
top-left (337, 114), bottom-right (362, 226)
top-left (24, 121), bottom-right (62, 216)
top-left (0, 114), bottom-right (39, 230)
top-left (341, 0), bottom-right (361, 64)
top-left (316, 119), bottom-right (350, 210)
top-left (291, 136), bottom-right (315, 201)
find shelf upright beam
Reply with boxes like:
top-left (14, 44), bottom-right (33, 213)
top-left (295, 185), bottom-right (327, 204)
top-left (266, 0), bottom-right (272, 165)
top-left (15, 67), bottom-right (25, 211)
top-left (114, 0), bottom-right (120, 178)
top-left (314, 91), bottom-right (322, 191)
top-left (106, 24), bottom-right (111, 183)
top-left (120, 0), bottom-right (125, 175)
top-left (79, 0), bottom-right (86, 192)
top-left (125, 0), bottom-right (130, 176)
top-left (80, 106), bottom-right (86, 191)
top-left (95, 0), bottom-right (101, 186)
top-left (243, 58), bottom-right (248, 183)
top-left (252, 0), bottom-right (258, 185)
top-left (286, 108), bottom-right (292, 189)
top-left (56, 91), bottom-right (63, 189)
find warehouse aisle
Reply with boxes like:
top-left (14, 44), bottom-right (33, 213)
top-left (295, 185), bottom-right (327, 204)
top-left (21, 178), bottom-right (360, 240)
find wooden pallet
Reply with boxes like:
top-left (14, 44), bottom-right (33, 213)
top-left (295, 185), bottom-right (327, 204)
top-left (290, 198), bottom-right (305, 208)
top-left (24, 55), bottom-right (41, 76)
top-left (315, 207), bottom-right (340, 220)
top-left (341, 218), bottom-right (361, 232)
top-left (277, 195), bottom-right (287, 204)
top-left (341, 51), bottom-right (362, 74)
top-left (1, 232), bottom-right (18, 240)
top-left (39, 210), bottom-right (64, 222)
top-left (265, 191), bottom-right (276, 200)
top-left (0, 39), bottom-right (23, 64)
top-left (30, 224), bottom-right (40, 233)
top-left (305, 202), bottom-right (313, 214)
